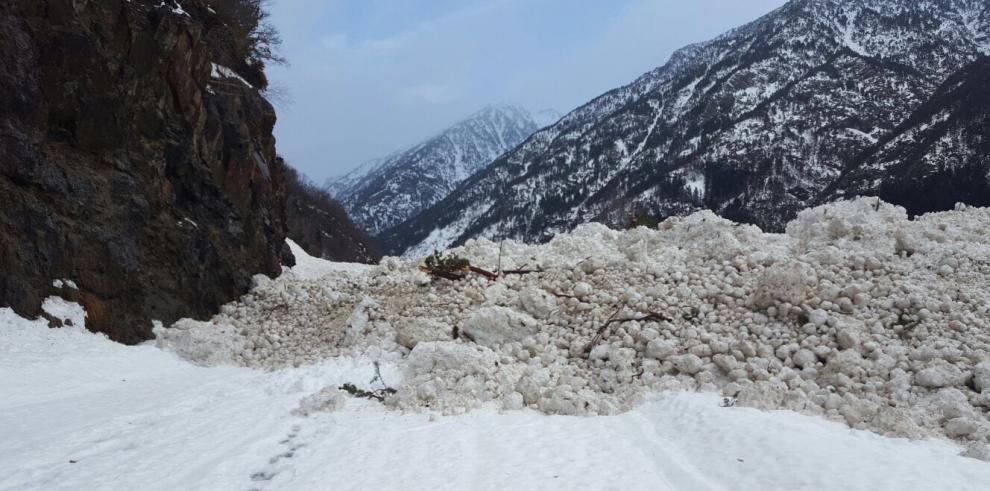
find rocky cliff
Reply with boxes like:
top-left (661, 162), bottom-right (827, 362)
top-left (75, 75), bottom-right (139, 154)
top-left (0, 0), bottom-right (290, 343)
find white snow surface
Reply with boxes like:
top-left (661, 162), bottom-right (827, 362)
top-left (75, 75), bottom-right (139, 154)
top-left (3, 306), bottom-right (990, 490)
top-left (4, 199), bottom-right (990, 489)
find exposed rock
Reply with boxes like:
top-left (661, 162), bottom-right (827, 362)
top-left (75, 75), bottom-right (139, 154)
top-left (0, 0), bottom-right (289, 343)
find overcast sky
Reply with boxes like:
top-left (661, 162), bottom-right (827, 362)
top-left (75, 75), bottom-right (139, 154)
top-left (266, 0), bottom-right (788, 183)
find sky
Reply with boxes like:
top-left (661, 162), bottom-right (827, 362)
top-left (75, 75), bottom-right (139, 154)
top-left (266, 0), bottom-right (788, 183)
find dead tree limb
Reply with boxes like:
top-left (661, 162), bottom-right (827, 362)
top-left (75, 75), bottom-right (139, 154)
top-left (418, 265), bottom-right (468, 281)
top-left (497, 240), bottom-right (504, 275)
top-left (580, 309), bottom-right (672, 356)
top-left (580, 307), bottom-right (623, 355)
top-left (420, 264), bottom-right (543, 282)
top-left (468, 266), bottom-right (499, 281)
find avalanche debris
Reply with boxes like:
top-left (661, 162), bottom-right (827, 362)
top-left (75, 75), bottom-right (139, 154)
top-left (158, 198), bottom-right (990, 456)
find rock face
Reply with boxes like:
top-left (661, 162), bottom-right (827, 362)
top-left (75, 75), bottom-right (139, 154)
top-left (0, 0), bottom-right (290, 343)
top-left (284, 165), bottom-right (380, 264)
top-left (382, 0), bottom-right (990, 256)
top-left (329, 105), bottom-right (544, 236)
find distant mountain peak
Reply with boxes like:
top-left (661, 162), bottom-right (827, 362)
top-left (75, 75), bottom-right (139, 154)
top-left (328, 104), bottom-right (544, 235)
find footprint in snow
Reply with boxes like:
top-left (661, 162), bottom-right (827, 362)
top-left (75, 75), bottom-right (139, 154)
top-left (248, 424), bottom-right (307, 486)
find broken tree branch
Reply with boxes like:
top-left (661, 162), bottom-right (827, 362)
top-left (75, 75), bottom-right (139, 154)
top-left (580, 306), bottom-right (623, 355)
top-left (580, 309), bottom-right (672, 356)
top-left (420, 263), bottom-right (543, 282)
top-left (497, 240), bottom-right (504, 275)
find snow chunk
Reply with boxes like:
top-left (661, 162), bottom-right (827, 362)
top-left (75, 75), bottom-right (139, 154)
top-left (750, 261), bottom-right (816, 309)
top-left (460, 307), bottom-right (537, 348)
top-left (394, 317), bottom-right (452, 349)
top-left (405, 342), bottom-right (497, 376)
top-left (293, 387), bottom-right (346, 416)
top-left (974, 363), bottom-right (990, 393)
top-left (518, 287), bottom-right (557, 319)
top-left (915, 364), bottom-right (967, 389)
top-left (51, 279), bottom-right (78, 290)
top-left (41, 297), bottom-right (86, 328)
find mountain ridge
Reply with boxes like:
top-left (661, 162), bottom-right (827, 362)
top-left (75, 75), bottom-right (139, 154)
top-left (329, 104), bottom-right (546, 236)
top-left (381, 0), bottom-right (990, 256)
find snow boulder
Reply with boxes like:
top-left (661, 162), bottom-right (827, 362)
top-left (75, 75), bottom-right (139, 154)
top-left (672, 354), bottom-right (705, 375)
top-left (750, 261), bottom-right (816, 309)
top-left (394, 317), bottom-right (453, 349)
top-left (293, 387), bottom-right (346, 416)
top-left (665, 210), bottom-right (748, 260)
top-left (973, 362), bottom-right (990, 392)
top-left (914, 364), bottom-right (967, 389)
top-left (944, 418), bottom-right (980, 438)
top-left (793, 349), bottom-right (818, 369)
top-left (405, 342), bottom-right (497, 376)
top-left (395, 342), bottom-right (501, 413)
top-left (460, 306), bottom-right (538, 347)
top-left (645, 339), bottom-right (677, 361)
top-left (518, 287), bottom-right (557, 319)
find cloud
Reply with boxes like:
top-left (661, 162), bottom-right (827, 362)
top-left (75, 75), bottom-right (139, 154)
top-left (400, 83), bottom-right (461, 106)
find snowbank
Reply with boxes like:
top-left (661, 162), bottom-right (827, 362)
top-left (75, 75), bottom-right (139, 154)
top-left (159, 198), bottom-right (990, 456)
top-left (5, 307), bottom-right (990, 490)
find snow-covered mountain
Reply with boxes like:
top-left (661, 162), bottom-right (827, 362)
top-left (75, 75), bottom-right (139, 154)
top-left (827, 55), bottom-right (990, 212)
top-left (328, 105), bottom-right (545, 235)
top-left (381, 0), bottom-right (990, 256)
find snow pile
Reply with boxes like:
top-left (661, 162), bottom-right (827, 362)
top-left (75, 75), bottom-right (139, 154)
top-left (160, 198), bottom-right (990, 455)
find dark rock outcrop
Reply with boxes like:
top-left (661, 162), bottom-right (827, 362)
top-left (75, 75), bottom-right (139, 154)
top-left (285, 165), bottom-right (381, 264)
top-left (0, 0), bottom-right (291, 343)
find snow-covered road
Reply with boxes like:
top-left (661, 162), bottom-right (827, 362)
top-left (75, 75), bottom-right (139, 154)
top-left (3, 307), bottom-right (989, 491)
